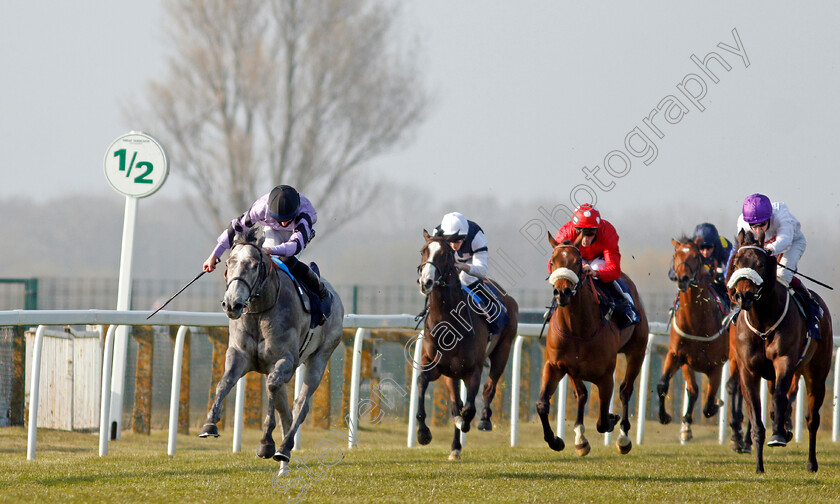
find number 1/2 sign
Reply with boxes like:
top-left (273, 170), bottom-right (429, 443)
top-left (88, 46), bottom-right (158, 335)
top-left (104, 131), bottom-right (169, 198)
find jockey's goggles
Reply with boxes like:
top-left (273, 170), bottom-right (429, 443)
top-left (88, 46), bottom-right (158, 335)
top-left (575, 227), bottom-right (597, 237)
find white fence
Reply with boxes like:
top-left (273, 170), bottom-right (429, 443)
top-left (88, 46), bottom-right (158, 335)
top-left (1, 310), bottom-right (838, 460)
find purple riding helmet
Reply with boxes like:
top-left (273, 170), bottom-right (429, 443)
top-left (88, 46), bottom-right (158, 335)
top-left (742, 193), bottom-right (772, 224)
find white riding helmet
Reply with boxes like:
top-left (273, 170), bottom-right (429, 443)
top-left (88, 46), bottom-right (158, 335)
top-left (440, 212), bottom-right (468, 240)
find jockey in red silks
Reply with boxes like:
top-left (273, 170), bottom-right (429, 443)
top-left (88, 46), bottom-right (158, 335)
top-left (552, 203), bottom-right (640, 328)
top-left (202, 184), bottom-right (332, 320)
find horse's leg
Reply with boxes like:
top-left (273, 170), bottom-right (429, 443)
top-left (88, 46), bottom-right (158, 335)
top-left (767, 359), bottom-right (795, 447)
top-left (271, 381), bottom-right (292, 474)
top-left (727, 370), bottom-right (748, 453)
top-left (703, 363), bottom-right (723, 419)
top-left (275, 350), bottom-right (333, 463)
top-left (536, 362), bottom-right (566, 451)
top-left (260, 354), bottom-right (296, 461)
top-left (594, 370), bottom-right (618, 434)
top-left (616, 349), bottom-right (645, 454)
top-left (200, 346), bottom-right (248, 438)
top-left (571, 377), bottom-right (590, 456)
top-left (478, 325), bottom-right (514, 432)
top-left (739, 366), bottom-right (765, 473)
top-left (444, 376), bottom-right (465, 460)
top-left (656, 350), bottom-right (680, 425)
top-left (680, 364), bottom-right (699, 444)
top-left (803, 370), bottom-right (826, 472)
top-left (415, 368), bottom-right (437, 446)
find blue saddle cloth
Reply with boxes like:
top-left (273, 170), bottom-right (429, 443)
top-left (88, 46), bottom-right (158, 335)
top-left (271, 257), bottom-right (325, 329)
top-left (462, 282), bottom-right (509, 335)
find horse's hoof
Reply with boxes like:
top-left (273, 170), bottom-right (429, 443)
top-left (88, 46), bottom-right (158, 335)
top-left (616, 437), bottom-right (632, 455)
top-left (807, 460), bottom-right (818, 473)
top-left (199, 423), bottom-right (219, 438)
top-left (730, 438), bottom-right (744, 453)
top-left (703, 404), bottom-right (720, 418)
top-left (767, 434), bottom-right (787, 447)
top-left (273, 450), bottom-right (291, 463)
top-left (257, 442), bottom-right (276, 459)
top-left (680, 425), bottom-right (693, 444)
top-left (575, 441), bottom-right (590, 457)
top-left (659, 411), bottom-right (672, 425)
top-left (477, 419), bottom-right (492, 431)
top-left (741, 444), bottom-right (752, 454)
top-left (548, 436), bottom-right (565, 452)
top-left (417, 426), bottom-right (432, 446)
top-left (785, 430), bottom-right (793, 443)
top-left (448, 450), bottom-right (461, 461)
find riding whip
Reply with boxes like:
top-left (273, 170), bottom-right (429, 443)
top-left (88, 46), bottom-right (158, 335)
top-left (146, 271), bottom-right (207, 319)
top-left (777, 264), bottom-right (834, 290)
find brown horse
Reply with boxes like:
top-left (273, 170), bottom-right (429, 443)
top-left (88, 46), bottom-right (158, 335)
top-left (537, 235), bottom-right (648, 455)
top-left (414, 231), bottom-right (519, 459)
top-left (726, 229), bottom-right (832, 473)
top-left (657, 237), bottom-right (729, 443)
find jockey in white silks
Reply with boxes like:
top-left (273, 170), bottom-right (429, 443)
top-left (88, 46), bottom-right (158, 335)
top-left (735, 193), bottom-right (806, 286)
top-left (433, 212), bottom-right (507, 334)
top-left (731, 192), bottom-right (820, 339)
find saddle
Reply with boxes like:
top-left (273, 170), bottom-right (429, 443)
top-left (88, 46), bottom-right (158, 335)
top-left (789, 279), bottom-right (822, 340)
top-left (462, 281), bottom-right (509, 335)
top-left (271, 257), bottom-right (327, 329)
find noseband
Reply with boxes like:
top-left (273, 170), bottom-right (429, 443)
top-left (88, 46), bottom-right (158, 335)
top-left (226, 242), bottom-right (270, 310)
top-left (548, 245), bottom-right (585, 298)
top-left (728, 245), bottom-right (768, 301)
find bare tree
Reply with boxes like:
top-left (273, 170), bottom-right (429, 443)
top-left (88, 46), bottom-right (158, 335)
top-left (134, 0), bottom-right (428, 235)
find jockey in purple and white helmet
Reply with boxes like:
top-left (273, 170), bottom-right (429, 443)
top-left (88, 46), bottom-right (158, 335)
top-left (735, 193), bottom-right (806, 286)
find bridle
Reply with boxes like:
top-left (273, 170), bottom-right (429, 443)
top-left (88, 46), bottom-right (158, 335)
top-left (728, 245), bottom-right (769, 302)
top-left (548, 244), bottom-right (586, 299)
top-left (673, 246), bottom-right (703, 288)
top-left (225, 241), bottom-right (272, 312)
top-left (418, 241), bottom-right (460, 290)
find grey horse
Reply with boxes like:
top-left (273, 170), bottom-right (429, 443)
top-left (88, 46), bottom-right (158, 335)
top-left (199, 227), bottom-right (343, 473)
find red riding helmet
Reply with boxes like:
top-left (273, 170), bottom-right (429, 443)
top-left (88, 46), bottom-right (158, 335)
top-left (571, 204), bottom-right (601, 229)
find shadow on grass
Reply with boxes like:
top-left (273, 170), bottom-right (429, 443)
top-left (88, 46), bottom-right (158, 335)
top-left (33, 464), bottom-right (271, 487)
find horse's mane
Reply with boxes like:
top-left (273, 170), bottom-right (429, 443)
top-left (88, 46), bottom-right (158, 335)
top-left (675, 234), bottom-right (694, 245)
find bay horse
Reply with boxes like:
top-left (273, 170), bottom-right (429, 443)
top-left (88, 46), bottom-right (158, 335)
top-left (538, 235), bottom-right (648, 456)
top-left (199, 228), bottom-right (344, 475)
top-left (657, 237), bottom-right (728, 443)
top-left (726, 228), bottom-right (832, 473)
top-left (415, 231), bottom-right (518, 460)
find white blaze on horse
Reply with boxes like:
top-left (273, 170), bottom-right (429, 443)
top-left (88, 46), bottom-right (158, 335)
top-left (199, 228), bottom-right (343, 475)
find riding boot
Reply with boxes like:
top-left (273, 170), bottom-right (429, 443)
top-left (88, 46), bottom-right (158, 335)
top-left (290, 260), bottom-right (332, 322)
top-left (789, 277), bottom-right (821, 339)
top-left (611, 280), bottom-right (640, 328)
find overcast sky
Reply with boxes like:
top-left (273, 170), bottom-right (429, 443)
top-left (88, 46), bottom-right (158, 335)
top-left (3, 1), bottom-right (839, 226)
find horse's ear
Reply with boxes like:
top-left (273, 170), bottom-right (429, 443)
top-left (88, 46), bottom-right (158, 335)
top-left (257, 234), bottom-right (265, 248)
top-left (755, 228), bottom-right (766, 247)
top-left (736, 228), bottom-right (747, 246)
top-left (423, 229), bottom-right (431, 241)
top-left (547, 232), bottom-right (558, 248)
top-left (671, 239), bottom-right (680, 249)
